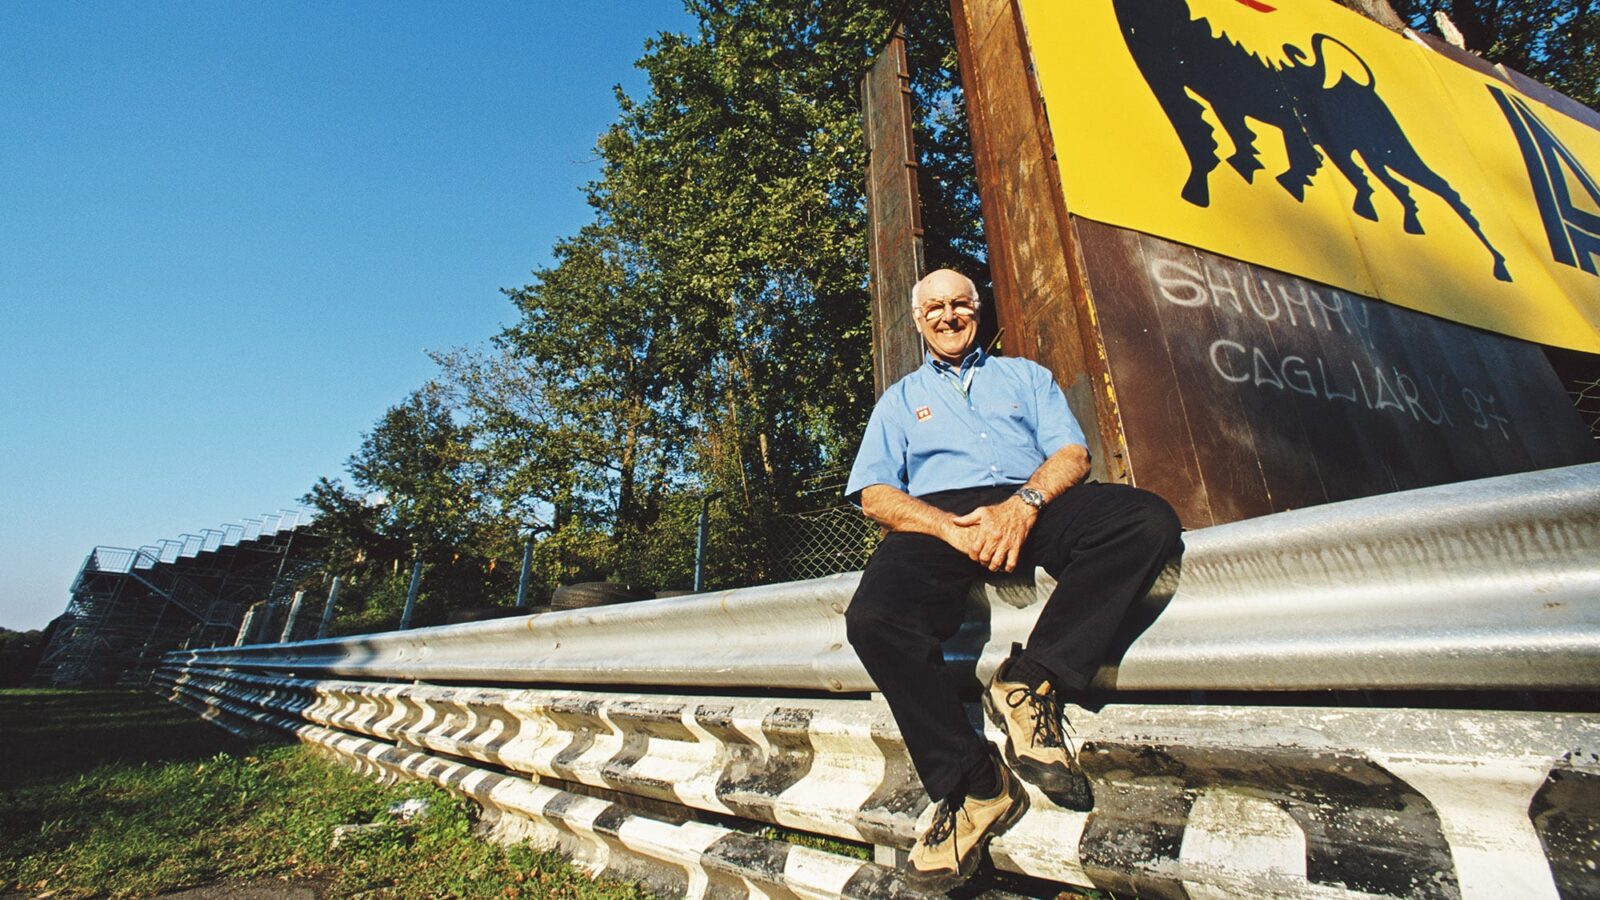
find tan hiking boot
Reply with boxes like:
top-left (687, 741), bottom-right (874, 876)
top-left (904, 756), bottom-right (1029, 892)
top-left (983, 648), bottom-right (1094, 811)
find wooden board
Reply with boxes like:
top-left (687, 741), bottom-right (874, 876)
top-left (950, 0), bottom-right (1119, 481)
top-left (862, 31), bottom-right (925, 397)
top-left (1079, 220), bottom-right (1598, 526)
top-left (940, 0), bottom-right (1597, 527)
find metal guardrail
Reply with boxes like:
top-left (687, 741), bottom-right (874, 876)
top-left (170, 463), bottom-right (1600, 694)
top-left (157, 466), bottom-right (1600, 897)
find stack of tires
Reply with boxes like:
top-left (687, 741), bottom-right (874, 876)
top-left (549, 582), bottom-right (657, 611)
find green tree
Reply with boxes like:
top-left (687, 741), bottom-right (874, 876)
top-left (307, 0), bottom-right (983, 598)
top-left (1391, 0), bottom-right (1599, 108)
top-left (300, 387), bottom-right (518, 631)
top-left (435, 221), bottom-right (699, 588)
top-left (348, 386), bottom-right (486, 554)
top-left (588, 0), bottom-right (895, 502)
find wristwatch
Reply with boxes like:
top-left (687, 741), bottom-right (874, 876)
top-left (1014, 486), bottom-right (1046, 510)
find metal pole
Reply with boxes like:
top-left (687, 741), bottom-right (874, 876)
top-left (515, 537), bottom-right (534, 608)
top-left (693, 491), bottom-right (724, 593)
top-left (316, 576), bottom-right (342, 639)
top-left (233, 605), bottom-right (259, 647)
top-left (279, 590), bottom-right (306, 643)
top-left (399, 561), bottom-right (423, 630)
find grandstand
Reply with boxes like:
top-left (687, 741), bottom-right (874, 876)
top-left (33, 511), bottom-right (326, 686)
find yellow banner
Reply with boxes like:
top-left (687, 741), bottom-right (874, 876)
top-left (1019, 0), bottom-right (1600, 352)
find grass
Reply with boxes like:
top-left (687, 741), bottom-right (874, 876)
top-left (0, 688), bottom-right (651, 898)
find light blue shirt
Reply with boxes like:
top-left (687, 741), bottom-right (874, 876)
top-left (846, 348), bottom-right (1087, 504)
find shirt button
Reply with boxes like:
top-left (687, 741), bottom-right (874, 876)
top-left (990, 465), bottom-right (998, 471)
top-left (980, 432), bottom-right (987, 438)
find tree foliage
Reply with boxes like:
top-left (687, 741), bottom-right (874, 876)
top-left (300, 1), bottom-right (983, 625)
top-left (1391, 0), bottom-right (1599, 109)
top-left (298, 0), bottom-right (1596, 632)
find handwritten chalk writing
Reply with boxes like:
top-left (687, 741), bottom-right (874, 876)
top-left (1423, 376), bottom-right (1456, 427)
top-left (1462, 388), bottom-right (1511, 439)
top-left (1252, 347), bottom-right (1284, 389)
top-left (1396, 372), bottom-right (1448, 426)
top-left (1161, 255), bottom-right (1508, 440)
top-left (1150, 258), bottom-right (1377, 350)
top-left (1276, 281), bottom-right (1316, 329)
top-left (1371, 366), bottom-right (1405, 413)
top-left (1318, 358), bottom-right (1359, 404)
top-left (1152, 258), bottom-right (1209, 306)
top-left (1210, 340), bottom-right (1249, 382)
top-left (1206, 339), bottom-right (1509, 437)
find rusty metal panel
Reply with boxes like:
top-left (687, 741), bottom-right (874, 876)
top-left (950, 0), bottom-right (1596, 527)
top-left (1073, 224), bottom-right (1217, 524)
top-left (1080, 220), bottom-right (1598, 524)
top-left (950, 0), bottom-right (1120, 482)
top-left (862, 31), bottom-right (925, 396)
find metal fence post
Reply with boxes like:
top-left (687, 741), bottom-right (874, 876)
top-left (233, 604), bottom-right (259, 647)
top-left (694, 492), bottom-right (724, 593)
top-left (515, 537), bottom-right (534, 609)
top-left (279, 590), bottom-right (306, 643)
top-left (316, 577), bottom-right (342, 639)
top-left (399, 562), bottom-right (423, 630)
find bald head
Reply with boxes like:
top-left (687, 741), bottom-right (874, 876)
top-left (910, 269), bottom-right (982, 364)
top-left (911, 269), bottom-right (979, 312)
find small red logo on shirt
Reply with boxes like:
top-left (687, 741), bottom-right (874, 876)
top-left (915, 406), bottom-right (932, 421)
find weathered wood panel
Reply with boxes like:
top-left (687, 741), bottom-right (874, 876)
top-left (951, 0), bottom-right (1120, 482)
top-left (1074, 224), bottom-right (1215, 521)
top-left (947, 0), bottom-right (1596, 528)
top-left (862, 31), bottom-right (925, 397)
top-left (1082, 221), bottom-right (1597, 525)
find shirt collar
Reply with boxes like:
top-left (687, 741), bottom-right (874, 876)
top-left (925, 345), bottom-right (987, 375)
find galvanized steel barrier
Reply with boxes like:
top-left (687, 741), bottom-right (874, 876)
top-left (157, 463), bottom-right (1600, 898)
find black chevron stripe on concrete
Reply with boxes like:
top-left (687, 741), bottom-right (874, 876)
top-left (1079, 741), bottom-right (1460, 899)
top-left (599, 701), bottom-right (692, 802)
top-left (702, 831), bottom-right (804, 899)
top-left (391, 692), bottom-right (429, 734)
top-left (581, 801), bottom-right (694, 898)
top-left (856, 724), bottom-right (928, 848)
top-left (1529, 762), bottom-right (1600, 900)
top-left (699, 706), bottom-right (817, 824)
top-left (546, 696), bottom-right (609, 783)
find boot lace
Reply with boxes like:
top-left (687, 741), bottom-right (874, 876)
top-left (925, 798), bottom-right (961, 847)
top-left (1005, 683), bottom-right (1077, 756)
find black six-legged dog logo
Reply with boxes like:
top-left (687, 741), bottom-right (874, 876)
top-left (1112, 0), bottom-right (1511, 282)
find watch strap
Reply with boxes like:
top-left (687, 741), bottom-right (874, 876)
top-left (1014, 486), bottom-right (1045, 510)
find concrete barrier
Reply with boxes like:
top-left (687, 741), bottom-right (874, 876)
top-left (157, 463), bottom-right (1600, 897)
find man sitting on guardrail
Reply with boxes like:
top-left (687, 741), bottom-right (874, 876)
top-left (845, 268), bottom-right (1182, 891)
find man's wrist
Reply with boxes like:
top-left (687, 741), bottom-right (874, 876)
top-left (1007, 494), bottom-right (1041, 518)
top-left (1013, 485), bottom-right (1046, 513)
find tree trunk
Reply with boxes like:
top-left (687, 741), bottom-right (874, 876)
top-left (1337, 0), bottom-right (1406, 30)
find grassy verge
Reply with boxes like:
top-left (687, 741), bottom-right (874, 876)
top-left (0, 688), bottom-right (649, 898)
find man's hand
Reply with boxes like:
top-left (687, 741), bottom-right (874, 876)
top-left (950, 497), bottom-right (1038, 572)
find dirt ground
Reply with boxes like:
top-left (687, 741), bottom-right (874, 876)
top-left (158, 876), bottom-right (332, 898)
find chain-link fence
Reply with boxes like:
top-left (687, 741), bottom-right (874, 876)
top-left (768, 504), bottom-right (880, 582)
top-left (1570, 376), bottom-right (1600, 442)
top-left (1545, 347), bottom-right (1600, 444)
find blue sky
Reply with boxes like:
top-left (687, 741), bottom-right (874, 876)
top-left (0, 1), bottom-right (696, 630)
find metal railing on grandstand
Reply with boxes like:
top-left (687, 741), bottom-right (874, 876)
top-left (34, 509), bottom-right (324, 687)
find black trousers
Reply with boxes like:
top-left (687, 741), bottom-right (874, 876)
top-left (845, 482), bottom-right (1182, 801)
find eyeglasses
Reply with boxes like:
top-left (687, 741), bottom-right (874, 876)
top-left (918, 298), bottom-right (980, 321)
